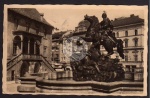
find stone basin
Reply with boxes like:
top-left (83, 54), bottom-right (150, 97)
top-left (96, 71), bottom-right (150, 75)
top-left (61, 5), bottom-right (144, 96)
top-left (18, 76), bottom-right (38, 84)
top-left (35, 78), bottom-right (143, 93)
top-left (17, 73), bottom-right (46, 92)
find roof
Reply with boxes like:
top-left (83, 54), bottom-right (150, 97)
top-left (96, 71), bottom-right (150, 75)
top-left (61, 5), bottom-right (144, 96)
top-left (52, 31), bottom-right (66, 39)
top-left (9, 8), bottom-right (54, 28)
top-left (112, 15), bottom-right (144, 27)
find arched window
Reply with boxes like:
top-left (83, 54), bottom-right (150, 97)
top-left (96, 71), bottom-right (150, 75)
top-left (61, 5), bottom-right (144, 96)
top-left (125, 55), bottom-right (128, 61)
top-left (125, 31), bottom-right (128, 37)
top-left (135, 39), bottom-right (138, 47)
top-left (124, 39), bottom-right (128, 47)
top-left (133, 37), bottom-right (138, 47)
top-left (13, 43), bottom-right (17, 55)
top-left (116, 32), bottom-right (119, 37)
top-left (135, 29), bottom-right (138, 35)
top-left (13, 36), bottom-right (21, 55)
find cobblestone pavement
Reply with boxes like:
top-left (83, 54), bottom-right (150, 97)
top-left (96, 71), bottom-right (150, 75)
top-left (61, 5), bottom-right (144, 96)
top-left (5, 81), bottom-right (20, 94)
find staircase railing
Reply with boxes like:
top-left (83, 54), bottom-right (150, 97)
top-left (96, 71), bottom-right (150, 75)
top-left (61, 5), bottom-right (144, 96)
top-left (40, 55), bottom-right (55, 72)
top-left (7, 53), bottom-right (22, 70)
top-left (7, 53), bottom-right (55, 72)
top-left (22, 54), bottom-right (41, 60)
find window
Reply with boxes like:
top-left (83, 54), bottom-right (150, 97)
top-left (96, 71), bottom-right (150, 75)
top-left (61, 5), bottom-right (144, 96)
top-left (13, 43), bottom-right (17, 55)
top-left (116, 32), bottom-right (119, 37)
top-left (126, 65), bottom-right (130, 72)
top-left (125, 55), bottom-right (128, 61)
top-left (43, 46), bottom-right (47, 56)
top-left (131, 65), bottom-right (136, 72)
top-left (14, 18), bottom-right (19, 30)
top-left (134, 55), bottom-right (138, 61)
top-left (141, 51), bottom-right (143, 61)
top-left (125, 65), bottom-right (136, 72)
top-left (135, 29), bottom-right (138, 35)
top-left (125, 31), bottom-right (128, 37)
top-left (56, 54), bottom-right (59, 58)
top-left (133, 38), bottom-right (138, 47)
top-left (13, 36), bottom-right (21, 55)
top-left (11, 70), bottom-right (15, 80)
top-left (124, 40), bottom-right (128, 47)
top-left (134, 39), bottom-right (138, 46)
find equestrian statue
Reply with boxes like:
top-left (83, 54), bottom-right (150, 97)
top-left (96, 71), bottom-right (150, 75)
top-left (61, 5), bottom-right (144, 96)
top-left (70, 12), bottom-right (125, 82)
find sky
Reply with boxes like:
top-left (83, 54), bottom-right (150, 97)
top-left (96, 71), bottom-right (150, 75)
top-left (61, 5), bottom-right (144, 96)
top-left (36, 5), bottom-right (146, 32)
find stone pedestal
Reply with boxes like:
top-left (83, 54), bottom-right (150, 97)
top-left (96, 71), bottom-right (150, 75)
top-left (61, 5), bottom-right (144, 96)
top-left (71, 57), bottom-right (125, 82)
top-left (17, 76), bottom-right (37, 92)
top-left (17, 73), bottom-right (47, 92)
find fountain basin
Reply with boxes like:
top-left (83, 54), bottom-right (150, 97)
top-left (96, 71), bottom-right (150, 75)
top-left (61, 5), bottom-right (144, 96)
top-left (35, 78), bottom-right (143, 93)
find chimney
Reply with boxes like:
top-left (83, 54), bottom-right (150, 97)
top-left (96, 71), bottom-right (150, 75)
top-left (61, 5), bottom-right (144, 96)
top-left (40, 13), bottom-right (44, 21)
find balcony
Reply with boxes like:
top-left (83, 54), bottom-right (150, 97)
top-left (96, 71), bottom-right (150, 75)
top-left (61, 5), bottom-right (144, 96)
top-left (22, 54), bottom-right (42, 61)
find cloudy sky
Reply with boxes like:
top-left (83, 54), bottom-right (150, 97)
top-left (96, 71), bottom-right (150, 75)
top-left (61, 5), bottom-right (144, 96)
top-left (35, 5), bottom-right (146, 32)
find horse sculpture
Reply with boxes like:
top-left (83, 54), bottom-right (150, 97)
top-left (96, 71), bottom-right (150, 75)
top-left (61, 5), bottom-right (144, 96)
top-left (70, 15), bottom-right (125, 82)
top-left (83, 15), bottom-right (124, 59)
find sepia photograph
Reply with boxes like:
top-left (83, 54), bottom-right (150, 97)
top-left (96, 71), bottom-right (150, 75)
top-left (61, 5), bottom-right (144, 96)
top-left (3, 5), bottom-right (148, 96)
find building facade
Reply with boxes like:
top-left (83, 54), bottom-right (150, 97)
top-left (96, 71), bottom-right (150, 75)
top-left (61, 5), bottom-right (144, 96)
top-left (52, 31), bottom-right (65, 63)
top-left (74, 14), bottom-right (144, 81)
top-left (7, 8), bottom-right (54, 81)
top-left (112, 14), bottom-right (144, 81)
top-left (52, 30), bottom-right (73, 65)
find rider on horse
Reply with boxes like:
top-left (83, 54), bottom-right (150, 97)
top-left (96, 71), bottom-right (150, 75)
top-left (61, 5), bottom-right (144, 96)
top-left (99, 11), bottom-right (118, 46)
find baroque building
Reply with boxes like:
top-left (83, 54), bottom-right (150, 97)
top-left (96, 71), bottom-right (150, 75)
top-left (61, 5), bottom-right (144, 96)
top-left (7, 8), bottom-right (54, 81)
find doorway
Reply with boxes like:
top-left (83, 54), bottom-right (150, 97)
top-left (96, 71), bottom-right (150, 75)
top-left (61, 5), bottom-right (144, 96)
top-left (11, 70), bottom-right (15, 80)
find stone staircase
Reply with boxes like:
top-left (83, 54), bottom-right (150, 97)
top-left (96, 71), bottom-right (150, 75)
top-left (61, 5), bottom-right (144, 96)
top-left (7, 53), bottom-right (55, 72)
